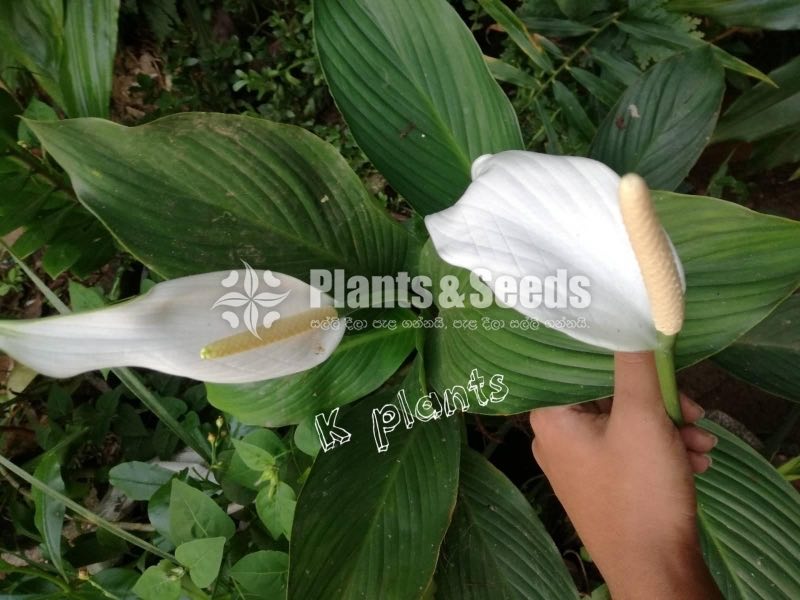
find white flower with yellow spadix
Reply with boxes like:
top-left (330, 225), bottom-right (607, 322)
top-left (425, 151), bottom-right (686, 421)
top-left (0, 265), bottom-right (343, 384)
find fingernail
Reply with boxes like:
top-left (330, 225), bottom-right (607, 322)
top-left (709, 434), bottom-right (718, 448)
top-left (705, 455), bottom-right (713, 468)
top-left (688, 398), bottom-right (705, 419)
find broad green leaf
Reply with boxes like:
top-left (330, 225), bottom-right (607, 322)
top-left (175, 537), bottom-right (225, 589)
top-left (0, 0), bottom-right (118, 118)
top-left (169, 480), bottom-right (235, 545)
top-left (256, 482), bottom-right (296, 541)
top-left (32, 452), bottom-right (67, 579)
top-left (714, 295), bottom-right (800, 402)
top-left (667, 0), bottom-right (800, 31)
top-left (207, 309), bottom-right (417, 426)
top-left (230, 551), bottom-right (288, 600)
top-left (314, 0), bottom-right (523, 215)
top-left (435, 449), bottom-right (579, 599)
top-left (698, 421), bottom-right (800, 597)
top-left (26, 113), bottom-right (414, 279)
top-left (591, 47), bottom-right (724, 191)
top-left (0, 1), bottom-right (64, 109)
top-left (132, 560), bottom-right (182, 600)
top-left (108, 461), bottom-right (174, 501)
top-left (425, 191), bottom-right (800, 413)
top-left (552, 0), bottom-right (591, 20)
top-left (714, 55), bottom-right (800, 143)
top-left (289, 361), bottom-right (461, 599)
top-left (232, 439), bottom-right (276, 473)
top-left (479, 0), bottom-right (553, 72)
top-left (616, 19), bottom-right (772, 84)
top-left (60, 0), bottom-right (119, 118)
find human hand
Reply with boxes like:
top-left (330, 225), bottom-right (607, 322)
top-left (530, 352), bottom-right (722, 600)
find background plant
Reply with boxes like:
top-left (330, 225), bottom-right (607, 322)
top-left (1, 1), bottom-right (800, 599)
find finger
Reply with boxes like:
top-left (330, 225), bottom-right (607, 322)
top-left (688, 451), bottom-right (712, 474)
top-left (680, 425), bottom-right (718, 454)
top-left (611, 352), bottom-right (665, 423)
top-left (680, 394), bottom-right (705, 423)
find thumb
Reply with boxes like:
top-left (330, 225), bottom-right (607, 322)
top-left (611, 352), bottom-right (666, 424)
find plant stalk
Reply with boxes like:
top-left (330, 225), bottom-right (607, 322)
top-left (655, 332), bottom-right (683, 426)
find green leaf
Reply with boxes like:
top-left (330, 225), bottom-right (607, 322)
top-left (616, 19), bottom-right (772, 84)
top-left (289, 360), bottom-right (461, 599)
top-left (168, 480), bottom-right (235, 545)
top-left (232, 439), bottom-right (276, 473)
top-left (26, 113), bottom-right (414, 279)
top-left (207, 310), bottom-right (417, 426)
top-left (108, 461), bottom-right (174, 501)
top-left (68, 281), bottom-right (106, 313)
top-left (435, 449), bottom-right (579, 599)
top-left (60, 0), bottom-right (119, 118)
top-left (314, 0), bottom-right (523, 215)
top-left (667, 0), bottom-right (800, 31)
top-left (568, 67), bottom-right (623, 107)
top-left (148, 479), bottom-right (173, 542)
top-left (519, 17), bottom-right (594, 38)
top-left (230, 551), bottom-right (288, 600)
top-left (91, 568), bottom-right (140, 600)
top-left (0, 1), bottom-right (64, 110)
top-left (485, 56), bottom-right (539, 89)
top-left (425, 191), bottom-right (800, 413)
top-left (0, 0), bottom-right (118, 118)
top-left (698, 421), bottom-right (800, 597)
top-left (132, 560), bottom-right (182, 600)
top-left (256, 482), bottom-right (296, 541)
top-left (32, 451), bottom-right (67, 580)
top-left (175, 537), bottom-right (225, 589)
top-left (553, 80), bottom-right (596, 141)
top-left (591, 47), bottom-right (724, 191)
top-left (293, 417), bottom-right (321, 458)
top-left (714, 55), bottom-right (800, 143)
top-left (713, 295), bottom-right (800, 402)
top-left (222, 429), bottom-right (286, 493)
top-left (478, 0), bottom-right (553, 72)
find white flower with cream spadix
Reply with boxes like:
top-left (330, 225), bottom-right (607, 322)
top-left (424, 151), bottom-right (686, 422)
top-left (0, 267), bottom-right (343, 384)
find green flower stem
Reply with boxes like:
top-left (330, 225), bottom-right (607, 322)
top-left (655, 332), bottom-right (683, 426)
top-left (1, 241), bottom-right (211, 461)
top-left (0, 453), bottom-right (176, 563)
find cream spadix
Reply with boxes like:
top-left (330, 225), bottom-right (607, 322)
top-left (0, 269), bottom-right (343, 384)
top-left (619, 173), bottom-right (684, 336)
top-left (424, 151), bottom-right (685, 352)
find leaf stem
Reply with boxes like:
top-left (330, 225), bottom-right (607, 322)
top-left (655, 332), bottom-right (683, 425)
top-left (0, 453), bottom-right (176, 563)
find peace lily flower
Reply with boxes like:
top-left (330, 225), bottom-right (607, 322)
top-left (0, 267), bottom-right (343, 384)
top-left (424, 150), bottom-right (686, 353)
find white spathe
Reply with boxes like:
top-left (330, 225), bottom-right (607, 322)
top-left (424, 151), bottom-right (685, 352)
top-left (0, 268), bottom-right (343, 383)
